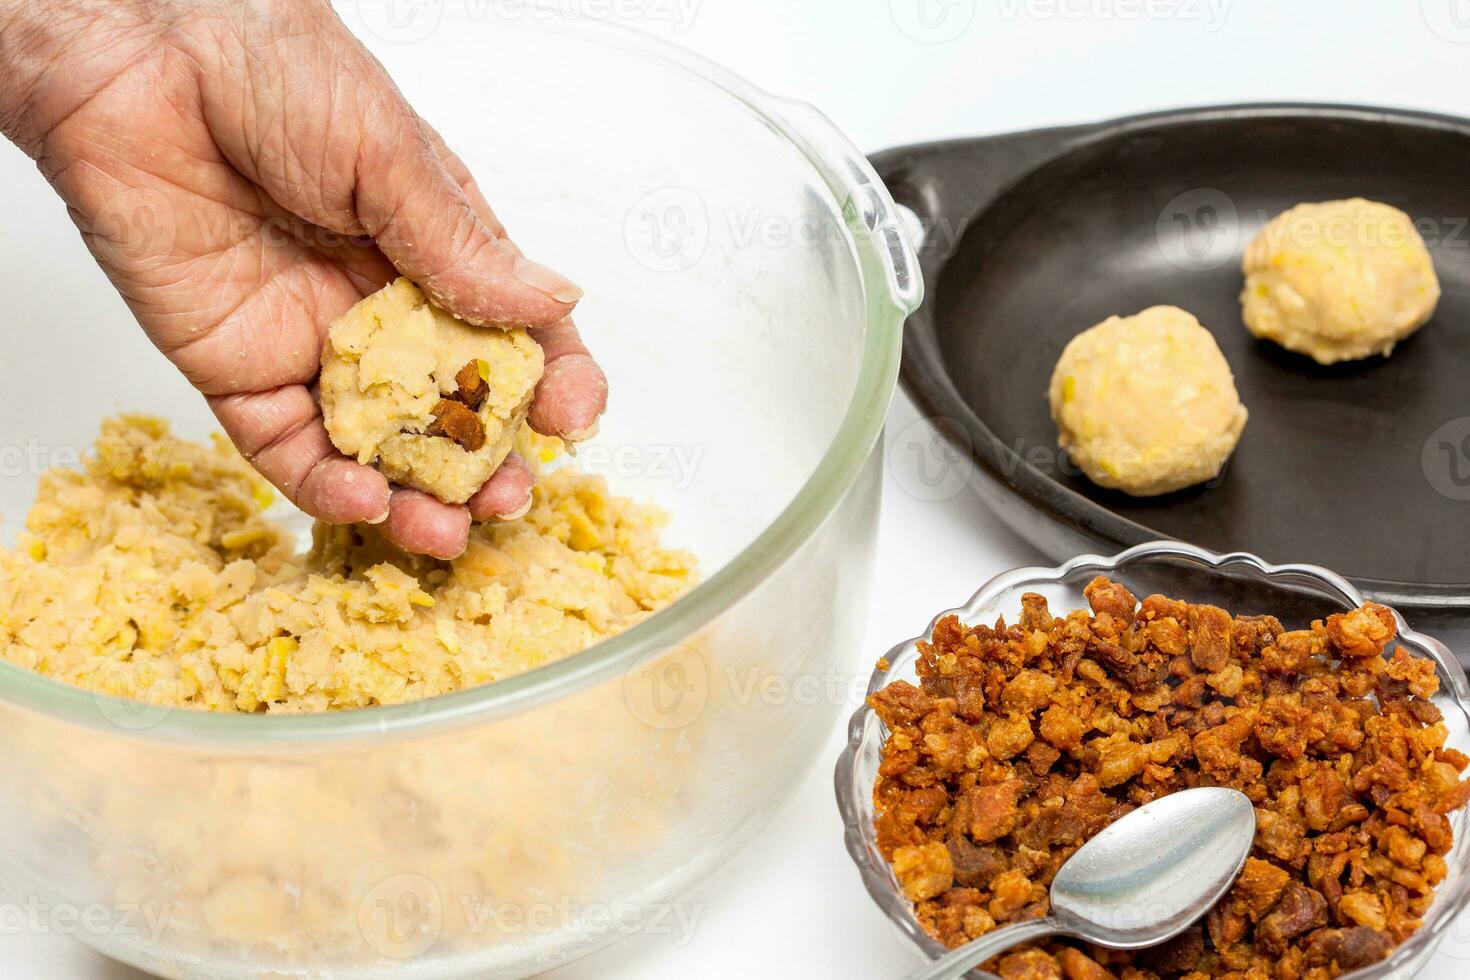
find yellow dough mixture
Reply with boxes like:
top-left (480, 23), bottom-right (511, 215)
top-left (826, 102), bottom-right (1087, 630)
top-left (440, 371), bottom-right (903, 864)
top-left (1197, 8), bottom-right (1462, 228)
top-left (1240, 198), bottom-right (1441, 364)
top-left (1049, 305), bottom-right (1249, 497)
top-left (0, 415), bottom-right (694, 712)
top-left (320, 278), bottom-right (545, 504)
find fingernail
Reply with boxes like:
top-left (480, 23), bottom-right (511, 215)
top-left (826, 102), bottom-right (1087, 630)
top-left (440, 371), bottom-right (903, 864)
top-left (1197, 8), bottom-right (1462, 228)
top-left (495, 496), bottom-right (533, 522)
top-left (560, 418), bottom-right (600, 444)
top-left (513, 255), bottom-right (583, 305)
top-left (366, 505), bottom-right (391, 525)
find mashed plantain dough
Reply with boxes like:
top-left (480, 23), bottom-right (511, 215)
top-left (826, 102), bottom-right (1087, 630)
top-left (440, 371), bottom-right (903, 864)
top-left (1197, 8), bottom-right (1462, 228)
top-left (320, 278), bottom-right (545, 504)
top-left (1240, 198), bottom-right (1441, 364)
top-left (1049, 306), bottom-right (1248, 497)
top-left (0, 415), bottom-right (694, 712)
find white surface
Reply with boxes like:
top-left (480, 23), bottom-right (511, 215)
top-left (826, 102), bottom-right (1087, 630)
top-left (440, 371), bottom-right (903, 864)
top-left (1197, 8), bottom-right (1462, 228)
top-left (4, 0), bottom-right (1470, 976)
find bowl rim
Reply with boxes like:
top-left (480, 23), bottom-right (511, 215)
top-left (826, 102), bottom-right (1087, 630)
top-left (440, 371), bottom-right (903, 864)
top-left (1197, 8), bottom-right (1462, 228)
top-left (835, 540), bottom-right (1470, 979)
top-left (0, 13), bottom-right (919, 744)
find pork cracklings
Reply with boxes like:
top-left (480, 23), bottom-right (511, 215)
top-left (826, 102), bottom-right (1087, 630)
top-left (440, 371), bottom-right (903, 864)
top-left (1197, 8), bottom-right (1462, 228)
top-left (870, 578), bottom-right (1470, 979)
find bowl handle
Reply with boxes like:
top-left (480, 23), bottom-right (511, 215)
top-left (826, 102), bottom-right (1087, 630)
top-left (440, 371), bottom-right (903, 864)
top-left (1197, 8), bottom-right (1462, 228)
top-left (772, 98), bottom-right (924, 318)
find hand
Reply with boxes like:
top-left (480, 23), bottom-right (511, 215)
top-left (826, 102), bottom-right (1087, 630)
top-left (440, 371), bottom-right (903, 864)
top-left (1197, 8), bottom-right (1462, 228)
top-left (0, 0), bottom-right (607, 558)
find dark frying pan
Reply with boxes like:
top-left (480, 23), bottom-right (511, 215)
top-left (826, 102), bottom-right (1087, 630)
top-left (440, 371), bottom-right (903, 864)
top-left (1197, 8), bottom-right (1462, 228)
top-left (877, 104), bottom-right (1470, 657)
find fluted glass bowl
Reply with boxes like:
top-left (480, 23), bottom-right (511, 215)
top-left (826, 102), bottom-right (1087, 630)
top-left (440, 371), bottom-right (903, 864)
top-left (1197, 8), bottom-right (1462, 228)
top-left (836, 542), bottom-right (1470, 979)
top-left (0, 11), bottom-right (920, 979)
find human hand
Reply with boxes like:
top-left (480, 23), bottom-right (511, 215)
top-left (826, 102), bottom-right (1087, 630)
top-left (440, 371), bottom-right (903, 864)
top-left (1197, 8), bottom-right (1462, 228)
top-left (0, 0), bottom-right (607, 558)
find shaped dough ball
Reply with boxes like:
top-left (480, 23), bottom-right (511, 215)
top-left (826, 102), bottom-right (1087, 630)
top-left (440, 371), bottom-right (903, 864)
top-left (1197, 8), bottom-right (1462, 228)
top-left (1049, 306), bottom-right (1248, 496)
top-left (320, 278), bottom-right (544, 504)
top-left (1240, 198), bottom-right (1440, 364)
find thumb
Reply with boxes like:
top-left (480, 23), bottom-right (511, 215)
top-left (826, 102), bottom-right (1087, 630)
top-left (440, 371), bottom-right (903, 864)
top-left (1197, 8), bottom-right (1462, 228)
top-left (352, 110), bottom-right (582, 328)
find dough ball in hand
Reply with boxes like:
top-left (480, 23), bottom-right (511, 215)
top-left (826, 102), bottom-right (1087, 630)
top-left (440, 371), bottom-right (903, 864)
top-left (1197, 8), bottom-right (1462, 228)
top-left (1240, 198), bottom-right (1440, 364)
top-left (320, 278), bottom-right (544, 505)
top-left (1049, 305), bottom-right (1248, 496)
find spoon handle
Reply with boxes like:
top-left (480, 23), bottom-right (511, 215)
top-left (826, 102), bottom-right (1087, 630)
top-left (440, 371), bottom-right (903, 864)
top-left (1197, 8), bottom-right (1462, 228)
top-left (901, 918), bottom-right (1063, 980)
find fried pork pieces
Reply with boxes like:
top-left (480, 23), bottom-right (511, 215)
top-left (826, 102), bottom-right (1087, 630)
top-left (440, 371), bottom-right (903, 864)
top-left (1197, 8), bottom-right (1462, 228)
top-left (870, 579), bottom-right (1470, 979)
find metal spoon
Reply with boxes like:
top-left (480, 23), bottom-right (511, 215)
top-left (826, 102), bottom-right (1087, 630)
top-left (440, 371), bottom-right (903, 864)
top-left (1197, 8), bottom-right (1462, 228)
top-left (903, 786), bottom-right (1256, 980)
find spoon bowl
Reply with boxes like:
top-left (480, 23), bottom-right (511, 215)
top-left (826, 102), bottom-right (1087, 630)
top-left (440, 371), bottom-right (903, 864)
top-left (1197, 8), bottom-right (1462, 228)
top-left (902, 787), bottom-right (1257, 980)
top-left (1050, 786), bottom-right (1258, 947)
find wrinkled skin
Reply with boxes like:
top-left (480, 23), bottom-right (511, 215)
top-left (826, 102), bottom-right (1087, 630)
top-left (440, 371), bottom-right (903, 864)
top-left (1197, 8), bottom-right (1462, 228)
top-left (0, 0), bottom-right (607, 558)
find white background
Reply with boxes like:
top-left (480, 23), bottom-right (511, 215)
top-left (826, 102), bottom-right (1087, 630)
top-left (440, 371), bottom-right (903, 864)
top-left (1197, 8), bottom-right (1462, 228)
top-left (4, 0), bottom-right (1470, 976)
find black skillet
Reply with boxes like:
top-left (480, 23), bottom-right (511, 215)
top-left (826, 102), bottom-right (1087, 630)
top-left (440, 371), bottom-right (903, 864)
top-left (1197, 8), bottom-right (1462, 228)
top-left (875, 104), bottom-right (1470, 657)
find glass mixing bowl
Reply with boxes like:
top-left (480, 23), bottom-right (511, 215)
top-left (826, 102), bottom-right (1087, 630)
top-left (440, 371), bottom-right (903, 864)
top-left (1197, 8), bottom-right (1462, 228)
top-left (0, 12), bottom-right (920, 979)
top-left (836, 542), bottom-right (1470, 979)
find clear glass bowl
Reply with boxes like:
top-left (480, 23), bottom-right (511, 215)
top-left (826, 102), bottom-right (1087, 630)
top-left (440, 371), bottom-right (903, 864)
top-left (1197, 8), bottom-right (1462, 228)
top-left (0, 13), bottom-right (920, 980)
top-left (836, 541), bottom-right (1470, 979)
